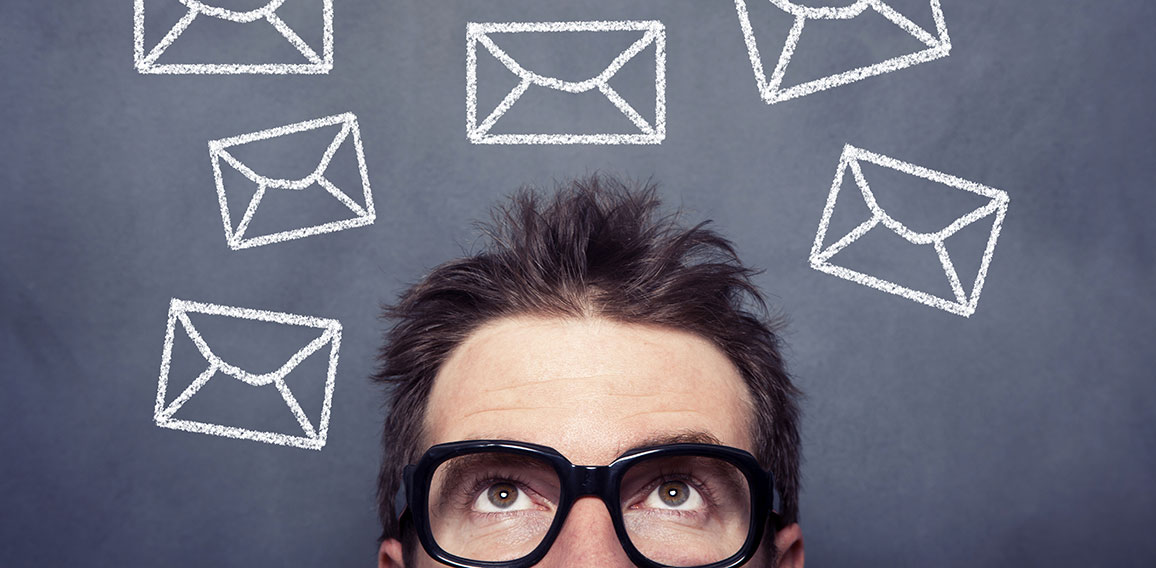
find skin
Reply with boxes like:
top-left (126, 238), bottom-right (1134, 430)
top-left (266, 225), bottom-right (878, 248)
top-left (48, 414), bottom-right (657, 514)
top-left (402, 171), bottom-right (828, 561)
top-left (380, 316), bottom-right (804, 568)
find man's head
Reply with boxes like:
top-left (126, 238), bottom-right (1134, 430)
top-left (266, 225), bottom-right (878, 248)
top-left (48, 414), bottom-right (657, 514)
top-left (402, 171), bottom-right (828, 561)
top-left (374, 176), bottom-right (803, 567)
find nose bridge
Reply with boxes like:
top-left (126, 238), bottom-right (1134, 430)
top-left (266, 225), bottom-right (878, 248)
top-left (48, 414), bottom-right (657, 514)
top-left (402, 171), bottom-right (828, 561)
top-left (546, 466), bottom-right (633, 567)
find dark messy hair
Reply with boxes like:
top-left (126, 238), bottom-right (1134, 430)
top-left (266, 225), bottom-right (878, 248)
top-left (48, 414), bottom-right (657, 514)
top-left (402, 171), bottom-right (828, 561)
top-left (373, 175), bottom-right (802, 555)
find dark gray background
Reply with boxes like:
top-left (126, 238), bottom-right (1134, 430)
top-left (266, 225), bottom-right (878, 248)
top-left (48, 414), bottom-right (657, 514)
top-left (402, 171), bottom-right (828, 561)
top-left (2, 1), bottom-right (1153, 566)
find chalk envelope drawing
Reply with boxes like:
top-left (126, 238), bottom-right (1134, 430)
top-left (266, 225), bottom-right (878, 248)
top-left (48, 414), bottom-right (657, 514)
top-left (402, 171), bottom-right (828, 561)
top-left (209, 112), bottom-right (375, 250)
top-left (154, 299), bottom-right (341, 450)
top-left (134, 0), bottom-right (334, 74)
top-left (810, 145), bottom-right (1010, 317)
top-left (466, 20), bottom-right (666, 145)
top-left (733, 0), bottom-right (951, 104)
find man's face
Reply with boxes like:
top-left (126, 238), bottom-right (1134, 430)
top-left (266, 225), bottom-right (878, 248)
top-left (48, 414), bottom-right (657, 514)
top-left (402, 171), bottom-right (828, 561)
top-left (381, 316), bottom-right (802, 567)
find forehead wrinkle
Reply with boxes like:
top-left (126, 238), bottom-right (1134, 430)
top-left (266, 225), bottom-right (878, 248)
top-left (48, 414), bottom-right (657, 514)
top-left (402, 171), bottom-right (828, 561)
top-left (595, 390), bottom-right (692, 399)
top-left (473, 373), bottom-right (698, 400)
top-left (455, 395), bottom-right (708, 421)
top-left (458, 405), bottom-right (572, 420)
top-left (477, 373), bottom-right (624, 394)
top-left (615, 408), bottom-right (715, 421)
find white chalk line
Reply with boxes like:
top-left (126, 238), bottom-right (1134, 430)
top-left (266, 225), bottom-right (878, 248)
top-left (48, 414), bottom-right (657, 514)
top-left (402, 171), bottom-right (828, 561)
top-left (473, 77), bottom-right (531, 138)
top-left (139, 8), bottom-right (199, 68)
top-left (158, 362), bottom-right (218, 422)
top-left (227, 216), bottom-right (377, 250)
top-left (870, 0), bottom-right (935, 46)
top-left (267, 12), bottom-right (324, 65)
top-left (210, 111), bottom-right (352, 148)
top-left (466, 20), bottom-right (666, 145)
top-left (134, 0), bottom-right (334, 74)
top-left (346, 117), bottom-right (375, 219)
top-left (734, 0), bottom-right (770, 96)
top-left (181, 0), bottom-right (287, 23)
top-left (273, 374), bottom-right (317, 440)
top-left (734, 0), bottom-right (951, 104)
top-left (769, 0), bottom-right (871, 20)
top-left (153, 304), bottom-right (181, 425)
top-left (599, 83), bottom-right (654, 134)
top-left (208, 113), bottom-right (375, 250)
top-left (763, 16), bottom-right (806, 102)
top-left (230, 183), bottom-right (267, 243)
top-left (809, 145), bottom-right (1011, 317)
top-left (934, 240), bottom-right (968, 306)
top-left (317, 177), bottom-right (367, 217)
top-left (969, 200), bottom-right (1008, 311)
top-left (154, 298), bottom-right (342, 450)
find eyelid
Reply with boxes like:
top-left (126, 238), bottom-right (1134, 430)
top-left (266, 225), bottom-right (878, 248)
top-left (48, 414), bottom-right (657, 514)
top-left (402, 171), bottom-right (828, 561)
top-left (628, 471), bottom-right (715, 511)
top-left (472, 481), bottom-right (534, 513)
top-left (463, 471), bottom-right (557, 512)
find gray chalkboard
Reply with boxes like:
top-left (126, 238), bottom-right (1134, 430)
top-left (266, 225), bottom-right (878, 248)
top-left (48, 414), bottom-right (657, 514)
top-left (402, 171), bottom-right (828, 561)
top-left (3, 1), bottom-right (1154, 566)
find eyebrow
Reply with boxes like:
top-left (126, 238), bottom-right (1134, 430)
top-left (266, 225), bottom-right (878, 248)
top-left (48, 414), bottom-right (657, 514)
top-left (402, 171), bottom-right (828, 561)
top-left (623, 430), bottom-right (725, 454)
top-left (433, 452), bottom-right (554, 497)
top-left (448, 430), bottom-right (726, 462)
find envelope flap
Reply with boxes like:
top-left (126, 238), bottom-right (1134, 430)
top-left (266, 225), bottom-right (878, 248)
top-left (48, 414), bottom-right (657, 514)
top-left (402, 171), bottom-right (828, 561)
top-left (181, 0), bottom-right (286, 23)
top-left (768, 0), bottom-right (872, 20)
top-left (212, 115), bottom-right (353, 189)
top-left (176, 304), bottom-right (335, 387)
top-left (475, 22), bottom-right (659, 90)
top-left (849, 148), bottom-right (1007, 244)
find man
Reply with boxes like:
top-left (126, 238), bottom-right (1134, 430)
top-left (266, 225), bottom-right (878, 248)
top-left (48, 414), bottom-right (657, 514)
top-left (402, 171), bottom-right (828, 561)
top-left (374, 176), bottom-right (804, 567)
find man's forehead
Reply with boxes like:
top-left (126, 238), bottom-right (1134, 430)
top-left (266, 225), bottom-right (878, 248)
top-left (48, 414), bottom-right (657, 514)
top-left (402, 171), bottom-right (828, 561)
top-left (422, 316), bottom-right (756, 460)
top-left (440, 316), bottom-right (702, 381)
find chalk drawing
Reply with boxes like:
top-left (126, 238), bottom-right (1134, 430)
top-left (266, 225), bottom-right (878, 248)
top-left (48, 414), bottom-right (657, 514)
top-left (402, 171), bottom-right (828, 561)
top-left (810, 144), bottom-right (1010, 317)
top-left (734, 0), bottom-right (951, 103)
top-left (154, 298), bottom-right (341, 450)
top-left (209, 112), bottom-right (375, 250)
top-left (466, 20), bottom-right (666, 145)
top-left (134, 0), bottom-right (334, 74)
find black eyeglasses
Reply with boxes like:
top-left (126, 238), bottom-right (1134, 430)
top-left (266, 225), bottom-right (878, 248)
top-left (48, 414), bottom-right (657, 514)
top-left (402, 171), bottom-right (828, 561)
top-left (395, 440), bottom-right (781, 568)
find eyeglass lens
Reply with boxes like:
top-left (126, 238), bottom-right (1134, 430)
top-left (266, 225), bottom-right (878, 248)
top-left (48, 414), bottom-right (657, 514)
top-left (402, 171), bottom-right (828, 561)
top-left (425, 452), bottom-right (753, 566)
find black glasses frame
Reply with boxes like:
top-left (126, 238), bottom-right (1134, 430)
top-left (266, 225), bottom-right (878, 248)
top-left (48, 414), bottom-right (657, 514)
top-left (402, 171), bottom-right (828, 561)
top-left (395, 439), bottom-right (780, 568)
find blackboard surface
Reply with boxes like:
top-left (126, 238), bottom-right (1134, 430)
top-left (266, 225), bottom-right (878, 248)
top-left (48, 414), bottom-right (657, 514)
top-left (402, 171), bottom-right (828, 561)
top-left (2, 1), bottom-right (1154, 566)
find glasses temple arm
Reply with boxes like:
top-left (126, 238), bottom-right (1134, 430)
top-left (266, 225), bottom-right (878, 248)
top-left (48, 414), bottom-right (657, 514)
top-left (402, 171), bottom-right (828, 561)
top-left (394, 479), bottom-right (408, 521)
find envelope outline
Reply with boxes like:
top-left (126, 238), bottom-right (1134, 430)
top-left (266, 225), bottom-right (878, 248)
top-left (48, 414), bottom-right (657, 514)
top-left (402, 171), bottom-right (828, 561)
top-left (734, 0), bottom-right (951, 104)
top-left (809, 145), bottom-right (1010, 317)
top-left (209, 112), bottom-right (375, 250)
top-left (154, 298), bottom-right (341, 450)
top-left (134, 0), bottom-right (334, 74)
top-left (466, 20), bottom-right (666, 145)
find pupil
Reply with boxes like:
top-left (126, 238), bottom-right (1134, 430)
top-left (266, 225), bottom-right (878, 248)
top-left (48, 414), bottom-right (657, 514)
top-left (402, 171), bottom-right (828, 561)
top-left (487, 483), bottom-right (518, 508)
top-left (659, 481), bottom-right (689, 506)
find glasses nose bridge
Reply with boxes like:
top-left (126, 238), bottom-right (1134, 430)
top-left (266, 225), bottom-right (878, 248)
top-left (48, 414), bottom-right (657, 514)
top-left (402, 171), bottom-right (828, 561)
top-left (571, 464), bottom-right (613, 499)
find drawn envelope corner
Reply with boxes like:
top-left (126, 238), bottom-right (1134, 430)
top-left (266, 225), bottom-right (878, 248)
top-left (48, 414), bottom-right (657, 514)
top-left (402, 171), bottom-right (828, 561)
top-left (809, 145), bottom-right (1010, 317)
top-left (154, 298), bottom-right (341, 450)
top-left (733, 0), bottom-right (951, 104)
top-left (134, 0), bottom-right (334, 74)
top-left (466, 20), bottom-right (666, 145)
top-left (209, 112), bottom-right (375, 250)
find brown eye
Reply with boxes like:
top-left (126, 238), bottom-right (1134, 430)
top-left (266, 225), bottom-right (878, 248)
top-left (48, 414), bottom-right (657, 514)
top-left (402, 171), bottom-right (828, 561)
top-left (487, 483), bottom-right (519, 509)
top-left (658, 481), bottom-right (689, 507)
